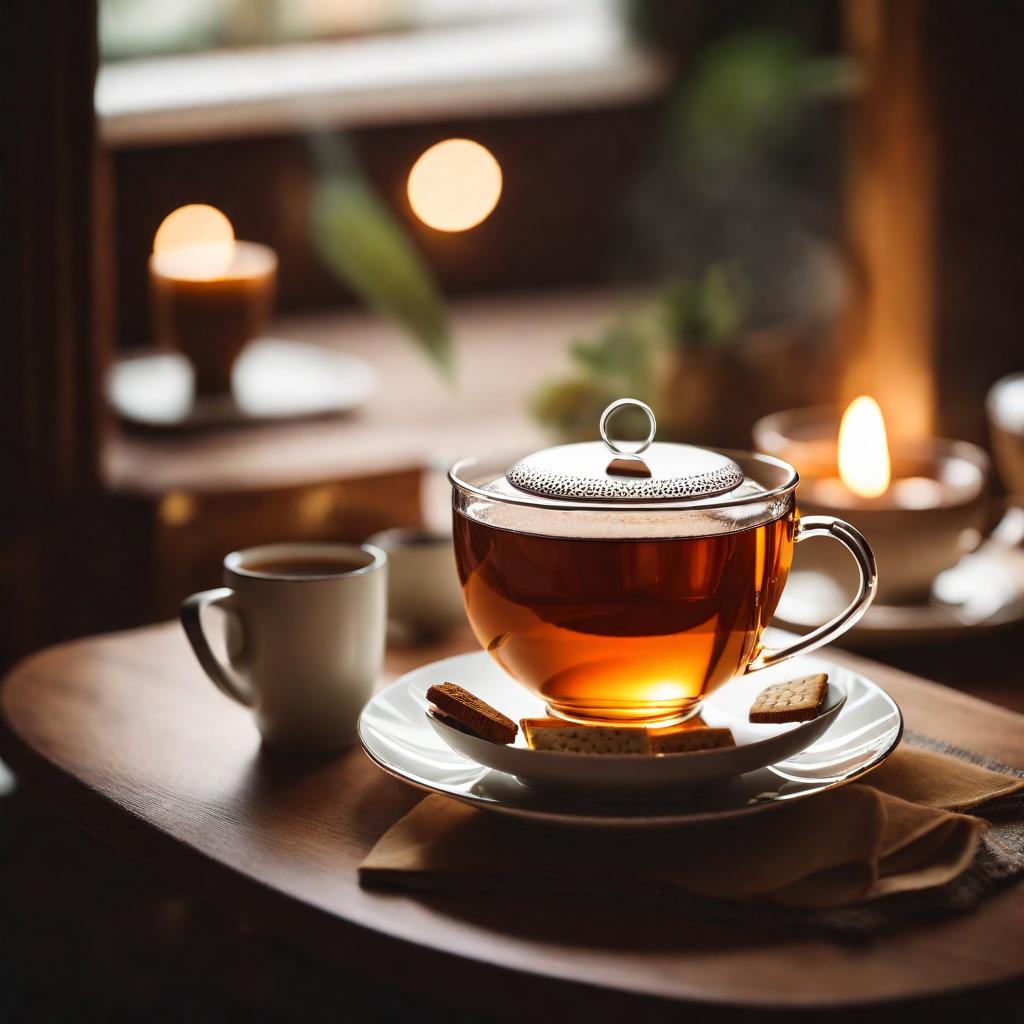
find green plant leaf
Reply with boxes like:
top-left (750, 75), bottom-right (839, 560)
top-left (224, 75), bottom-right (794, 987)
top-left (310, 159), bottom-right (452, 378)
top-left (661, 264), bottom-right (747, 348)
top-left (569, 318), bottom-right (653, 379)
top-left (531, 378), bottom-right (620, 442)
top-left (672, 30), bottom-right (824, 167)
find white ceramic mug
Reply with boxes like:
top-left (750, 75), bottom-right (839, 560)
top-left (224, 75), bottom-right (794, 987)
top-left (181, 542), bottom-right (387, 753)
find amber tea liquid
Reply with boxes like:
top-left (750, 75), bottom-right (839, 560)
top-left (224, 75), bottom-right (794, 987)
top-left (453, 511), bottom-right (794, 723)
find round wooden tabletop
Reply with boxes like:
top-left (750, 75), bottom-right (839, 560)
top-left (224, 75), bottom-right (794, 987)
top-left (2, 623), bottom-right (1023, 1016)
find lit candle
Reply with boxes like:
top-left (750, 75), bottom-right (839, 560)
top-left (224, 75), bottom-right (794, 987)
top-left (149, 204), bottom-right (277, 397)
top-left (754, 398), bottom-right (990, 603)
top-left (839, 396), bottom-right (891, 497)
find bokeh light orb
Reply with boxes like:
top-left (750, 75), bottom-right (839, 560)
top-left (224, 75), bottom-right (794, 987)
top-left (153, 204), bottom-right (234, 253)
top-left (152, 204), bottom-right (235, 279)
top-left (407, 139), bottom-right (502, 232)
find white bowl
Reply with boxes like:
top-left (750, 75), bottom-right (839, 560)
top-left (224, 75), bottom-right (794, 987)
top-left (428, 693), bottom-right (844, 794)
top-left (378, 652), bottom-right (847, 794)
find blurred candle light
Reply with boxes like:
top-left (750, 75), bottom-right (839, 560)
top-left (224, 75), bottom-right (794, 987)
top-left (838, 395), bottom-right (892, 498)
top-left (755, 396), bottom-right (989, 603)
top-left (834, 396), bottom-right (943, 508)
top-left (159, 490), bottom-right (197, 527)
top-left (407, 139), bottom-right (502, 232)
top-left (152, 203), bottom-right (236, 280)
top-left (149, 204), bottom-right (277, 396)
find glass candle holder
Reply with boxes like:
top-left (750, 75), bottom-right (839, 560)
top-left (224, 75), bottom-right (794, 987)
top-left (149, 242), bottom-right (277, 397)
top-left (753, 407), bottom-right (990, 603)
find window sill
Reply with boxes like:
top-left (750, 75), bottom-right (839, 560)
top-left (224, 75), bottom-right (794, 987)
top-left (97, 7), bottom-right (668, 149)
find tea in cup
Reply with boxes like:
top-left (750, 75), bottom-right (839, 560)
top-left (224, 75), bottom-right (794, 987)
top-left (451, 399), bottom-right (876, 725)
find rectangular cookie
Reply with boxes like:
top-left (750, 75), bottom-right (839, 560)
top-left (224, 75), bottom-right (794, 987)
top-left (520, 718), bottom-right (649, 755)
top-left (426, 682), bottom-right (518, 744)
top-left (648, 725), bottom-right (735, 755)
top-left (749, 673), bottom-right (829, 724)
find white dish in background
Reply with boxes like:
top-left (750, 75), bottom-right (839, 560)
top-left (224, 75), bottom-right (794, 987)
top-left (107, 337), bottom-right (378, 431)
top-left (358, 649), bottom-right (903, 828)
top-left (774, 536), bottom-right (1024, 649)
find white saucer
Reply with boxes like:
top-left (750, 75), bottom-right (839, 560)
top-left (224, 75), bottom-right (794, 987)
top-left (358, 650), bottom-right (902, 828)
top-left (774, 537), bottom-right (1024, 649)
top-left (107, 338), bottom-right (378, 431)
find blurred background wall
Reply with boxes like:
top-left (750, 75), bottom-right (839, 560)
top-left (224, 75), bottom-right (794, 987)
top-left (2, 0), bottom-right (1023, 670)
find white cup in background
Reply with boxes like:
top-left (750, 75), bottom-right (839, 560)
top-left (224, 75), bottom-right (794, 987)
top-left (366, 528), bottom-right (466, 642)
top-left (181, 542), bottom-right (387, 753)
top-left (988, 372), bottom-right (1024, 496)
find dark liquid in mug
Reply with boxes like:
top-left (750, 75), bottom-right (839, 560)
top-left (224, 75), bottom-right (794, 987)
top-left (453, 511), bottom-right (795, 722)
top-left (242, 557), bottom-right (366, 578)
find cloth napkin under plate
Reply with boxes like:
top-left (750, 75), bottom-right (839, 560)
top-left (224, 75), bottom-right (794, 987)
top-left (360, 740), bottom-right (1024, 933)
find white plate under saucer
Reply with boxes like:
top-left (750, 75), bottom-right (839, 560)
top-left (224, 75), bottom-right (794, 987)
top-left (358, 650), bottom-right (903, 828)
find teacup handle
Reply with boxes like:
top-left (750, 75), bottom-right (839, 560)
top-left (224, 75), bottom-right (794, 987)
top-left (180, 588), bottom-right (256, 707)
top-left (746, 515), bottom-right (878, 673)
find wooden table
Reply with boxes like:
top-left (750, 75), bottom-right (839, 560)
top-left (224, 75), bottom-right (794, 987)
top-left (1, 623), bottom-right (1022, 1018)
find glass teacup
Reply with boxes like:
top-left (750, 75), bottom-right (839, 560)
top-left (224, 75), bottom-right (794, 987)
top-left (451, 399), bottom-right (876, 725)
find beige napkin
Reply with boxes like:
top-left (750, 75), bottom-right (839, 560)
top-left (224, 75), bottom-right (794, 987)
top-left (360, 747), bottom-right (1024, 908)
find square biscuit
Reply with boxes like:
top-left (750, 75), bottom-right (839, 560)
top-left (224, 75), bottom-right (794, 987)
top-left (520, 718), bottom-right (649, 755)
top-left (749, 673), bottom-right (829, 724)
top-left (648, 725), bottom-right (735, 755)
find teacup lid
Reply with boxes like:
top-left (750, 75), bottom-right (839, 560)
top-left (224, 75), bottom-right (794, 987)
top-left (506, 398), bottom-right (745, 503)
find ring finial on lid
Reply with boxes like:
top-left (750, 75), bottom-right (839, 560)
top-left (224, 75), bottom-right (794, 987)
top-left (599, 398), bottom-right (657, 457)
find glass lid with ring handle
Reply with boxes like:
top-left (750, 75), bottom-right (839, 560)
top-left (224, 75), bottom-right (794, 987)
top-left (505, 398), bottom-right (747, 503)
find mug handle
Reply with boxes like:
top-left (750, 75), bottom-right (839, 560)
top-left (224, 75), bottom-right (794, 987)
top-left (180, 588), bottom-right (256, 707)
top-left (746, 515), bottom-right (878, 673)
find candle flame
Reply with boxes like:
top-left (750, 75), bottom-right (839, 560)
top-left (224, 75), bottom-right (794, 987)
top-left (838, 396), bottom-right (891, 498)
top-left (152, 204), bottom-right (235, 280)
top-left (407, 139), bottom-right (502, 232)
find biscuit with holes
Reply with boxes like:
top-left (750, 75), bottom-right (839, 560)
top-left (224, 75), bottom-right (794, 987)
top-left (520, 719), bottom-right (649, 754)
top-left (648, 725), bottom-right (735, 754)
top-left (749, 673), bottom-right (829, 723)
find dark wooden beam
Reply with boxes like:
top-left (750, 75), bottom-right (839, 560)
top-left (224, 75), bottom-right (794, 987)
top-left (840, 0), bottom-right (935, 443)
top-left (0, 1), bottom-right (109, 664)
top-left (841, 0), bottom-right (1024, 446)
